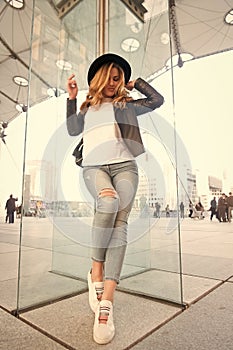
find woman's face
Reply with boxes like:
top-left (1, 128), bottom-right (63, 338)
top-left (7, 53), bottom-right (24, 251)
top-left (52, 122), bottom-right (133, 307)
top-left (102, 67), bottom-right (121, 98)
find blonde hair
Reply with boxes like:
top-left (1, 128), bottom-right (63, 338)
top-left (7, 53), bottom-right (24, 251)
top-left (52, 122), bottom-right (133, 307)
top-left (80, 63), bottom-right (132, 111)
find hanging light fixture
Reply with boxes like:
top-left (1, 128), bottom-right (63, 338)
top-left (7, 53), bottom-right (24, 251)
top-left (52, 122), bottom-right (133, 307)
top-left (4, 0), bottom-right (24, 10)
top-left (224, 9), bottom-right (233, 25)
top-left (13, 76), bottom-right (28, 87)
top-left (16, 104), bottom-right (28, 113)
top-left (121, 38), bottom-right (140, 52)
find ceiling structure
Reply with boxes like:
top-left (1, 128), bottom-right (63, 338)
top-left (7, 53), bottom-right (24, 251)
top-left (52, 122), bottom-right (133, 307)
top-left (0, 0), bottom-right (232, 131)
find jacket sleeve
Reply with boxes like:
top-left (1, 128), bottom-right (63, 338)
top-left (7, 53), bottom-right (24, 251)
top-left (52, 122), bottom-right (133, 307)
top-left (131, 77), bottom-right (164, 115)
top-left (66, 98), bottom-right (84, 136)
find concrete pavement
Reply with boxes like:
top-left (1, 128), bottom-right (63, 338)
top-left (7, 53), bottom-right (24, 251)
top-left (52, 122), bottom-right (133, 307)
top-left (0, 215), bottom-right (232, 349)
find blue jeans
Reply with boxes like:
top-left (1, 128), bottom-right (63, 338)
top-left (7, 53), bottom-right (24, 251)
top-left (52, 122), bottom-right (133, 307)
top-left (83, 160), bottom-right (138, 283)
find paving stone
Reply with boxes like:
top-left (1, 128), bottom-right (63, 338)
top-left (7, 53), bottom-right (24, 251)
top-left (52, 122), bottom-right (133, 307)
top-left (21, 291), bottom-right (180, 350)
top-left (131, 282), bottom-right (233, 350)
top-left (0, 309), bottom-right (66, 350)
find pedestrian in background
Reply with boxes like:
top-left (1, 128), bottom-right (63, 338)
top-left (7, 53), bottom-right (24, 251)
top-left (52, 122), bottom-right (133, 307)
top-left (217, 194), bottom-right (227, 222)
top-left (188, 201), bottom-right (194, 218)
top-left (209, 196), bottom-right (217, 221)
top-left (180, 201), bottom-right (185, 218)
top-left (5, 194), bottom-right (17, 223)
top-left (226, 192), bottom-right (233, 222)
top-left (154, 202), bottom-right (161, 218)
top-left (165, 204), bottom-right (170, 217)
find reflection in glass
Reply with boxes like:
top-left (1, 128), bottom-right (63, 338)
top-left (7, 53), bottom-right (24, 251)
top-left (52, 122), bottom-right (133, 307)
top-left (16, 0), bottom-right (184, 312)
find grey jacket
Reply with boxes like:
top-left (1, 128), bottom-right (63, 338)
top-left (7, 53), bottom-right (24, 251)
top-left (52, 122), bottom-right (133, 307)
top-left (66, 77), bottom-right (164, 157)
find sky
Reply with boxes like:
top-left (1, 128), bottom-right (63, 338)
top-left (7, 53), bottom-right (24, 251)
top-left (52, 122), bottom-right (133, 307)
top-left (0, 50), bottom-right (232, 214)
top-left (156, 51), bottom-right (233, 185)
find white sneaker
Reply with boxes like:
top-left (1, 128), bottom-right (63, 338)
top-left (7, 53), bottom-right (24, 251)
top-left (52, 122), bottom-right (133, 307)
top-left (87, 271), bottom-right (104, 313)
top-left (93, 300), bottom-right (115, 345)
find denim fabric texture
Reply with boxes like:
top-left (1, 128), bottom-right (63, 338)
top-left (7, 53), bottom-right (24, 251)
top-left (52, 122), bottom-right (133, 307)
top-left (83, 160), bottom-right (138, 283)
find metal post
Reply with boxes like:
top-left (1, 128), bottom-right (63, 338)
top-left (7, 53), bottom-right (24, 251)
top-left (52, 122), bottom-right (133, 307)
top-left (97, 0), bottom-right (108, 55)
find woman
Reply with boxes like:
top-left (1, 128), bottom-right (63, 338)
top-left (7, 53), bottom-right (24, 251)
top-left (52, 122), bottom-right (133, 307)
top-left (66, 53), bottom-right (164, 344)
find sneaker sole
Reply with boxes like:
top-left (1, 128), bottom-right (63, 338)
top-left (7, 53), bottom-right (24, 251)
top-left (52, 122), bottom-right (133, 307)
top-left (93, 331), bottom-right (115, 345)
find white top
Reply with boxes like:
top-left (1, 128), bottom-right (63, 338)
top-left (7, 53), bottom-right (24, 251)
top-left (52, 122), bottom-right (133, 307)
top-left (82, 102), bottom-right (134, 166)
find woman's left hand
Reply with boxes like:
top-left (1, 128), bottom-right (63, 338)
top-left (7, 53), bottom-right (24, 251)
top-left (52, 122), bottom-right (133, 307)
top-left (125, 80), bottom-right (135, 91)
top-left (67, 74), bottom-right (78, 99)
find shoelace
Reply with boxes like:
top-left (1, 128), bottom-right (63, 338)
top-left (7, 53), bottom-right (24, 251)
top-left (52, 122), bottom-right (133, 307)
top-left (98, 305), bottom-right (110, 324)
top-left (95, 286), bottom-right (104, 301)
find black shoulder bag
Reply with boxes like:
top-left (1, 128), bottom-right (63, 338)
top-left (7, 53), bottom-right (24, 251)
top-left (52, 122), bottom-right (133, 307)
top-left (72, 138), bottom-right (83, 167)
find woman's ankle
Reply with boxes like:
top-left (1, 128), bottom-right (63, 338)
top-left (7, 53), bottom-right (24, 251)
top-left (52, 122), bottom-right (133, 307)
top-left (91, 265), bottom-right (103, 282)
top-left (91, 274), bottom-right (103, 282)
top-left (101, 296), bottom-right (113, 303)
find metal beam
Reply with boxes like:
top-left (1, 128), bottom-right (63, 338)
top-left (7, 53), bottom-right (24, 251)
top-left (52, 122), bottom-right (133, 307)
top-left (56, 0), bottom-right (84, 19)
top-left (98, 0), bottom-right (108, 55)
top-left (55, 0), bottom-right (147, 22)
top-left (120, 0), bottom-right (147, 22)
top-left (0, 36), bottom-right (52, 89)
top-left (0, 90), bottom-right (18, 104)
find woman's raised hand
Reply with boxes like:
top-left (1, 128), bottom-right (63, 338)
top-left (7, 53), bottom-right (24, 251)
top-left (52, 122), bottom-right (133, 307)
top-left (67, 74), bottom-right (78, 99)
top-left (125, 80), bottom-right (135, 91)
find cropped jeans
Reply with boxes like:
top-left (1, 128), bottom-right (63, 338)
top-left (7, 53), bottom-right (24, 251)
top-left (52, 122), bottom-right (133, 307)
top-left (83, 160), bottom-right (138, 283)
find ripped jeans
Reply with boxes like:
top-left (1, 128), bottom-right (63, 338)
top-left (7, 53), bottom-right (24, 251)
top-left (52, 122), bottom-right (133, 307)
top-left (83, 160), bottom-right (138, 283)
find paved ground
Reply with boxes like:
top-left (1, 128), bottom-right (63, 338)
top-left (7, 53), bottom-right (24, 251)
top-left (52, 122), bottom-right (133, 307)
top-left (0, 215), bottom-right (232, 349)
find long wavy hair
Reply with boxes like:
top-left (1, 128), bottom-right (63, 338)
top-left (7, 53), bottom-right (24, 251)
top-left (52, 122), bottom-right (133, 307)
top-left (80, 63), bottom-right (132, 111)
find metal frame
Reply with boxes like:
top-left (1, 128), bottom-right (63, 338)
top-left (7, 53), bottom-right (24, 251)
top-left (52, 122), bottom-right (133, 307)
top-left (56, 0), bottom-right (147, 22)
top-left (120, 0), bottom-right (147, 22)
top-left (56, 0), bottom-right (84, 19)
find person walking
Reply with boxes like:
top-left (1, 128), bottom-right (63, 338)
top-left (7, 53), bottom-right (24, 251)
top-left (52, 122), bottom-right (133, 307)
top-left (226, 192), bottom-right (233, 222)
top-left (217, 194), bottom-right (227, 222)
top-left (139, 194), bottom-right (149, 218)
top-left (154, 201), bottom-right (161, 218)
top-left (188, 201), bottom-right (194, 218)
top-left (195, 201), bottom-right (205, 219)
top-left (179, 201), bottom-right (185, 218)
top-left (66, 53), bottom-right (164, 345)
top-left (165, 204), bottom-right (170, 217)
top-left (5, 194), bottom-right (17, 223)
top-left (209, 196), bottom-right (217, 221)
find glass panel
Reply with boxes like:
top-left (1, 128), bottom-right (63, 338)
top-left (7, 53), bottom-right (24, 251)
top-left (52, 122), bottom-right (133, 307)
top-left (108, 0), bottom-right (183, 304)
top-left (17, 0), bottom-right (98, 311)
top-left (171, 51), bottom-right (233, 299)
top-left (16, 0), bottom-right (183, 312)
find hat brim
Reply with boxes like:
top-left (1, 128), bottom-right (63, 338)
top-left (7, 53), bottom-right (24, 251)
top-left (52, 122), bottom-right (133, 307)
top-left (87, 53), bottom-right (131, 85)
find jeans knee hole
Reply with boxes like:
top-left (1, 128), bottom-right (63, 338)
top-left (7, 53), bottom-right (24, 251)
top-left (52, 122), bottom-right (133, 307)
top-left (98, 188), bottom-right (118, 199)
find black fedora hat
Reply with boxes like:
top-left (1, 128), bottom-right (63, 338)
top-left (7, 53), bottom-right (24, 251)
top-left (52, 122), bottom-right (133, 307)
top-left (87, 53), bottom-right (131, 85)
